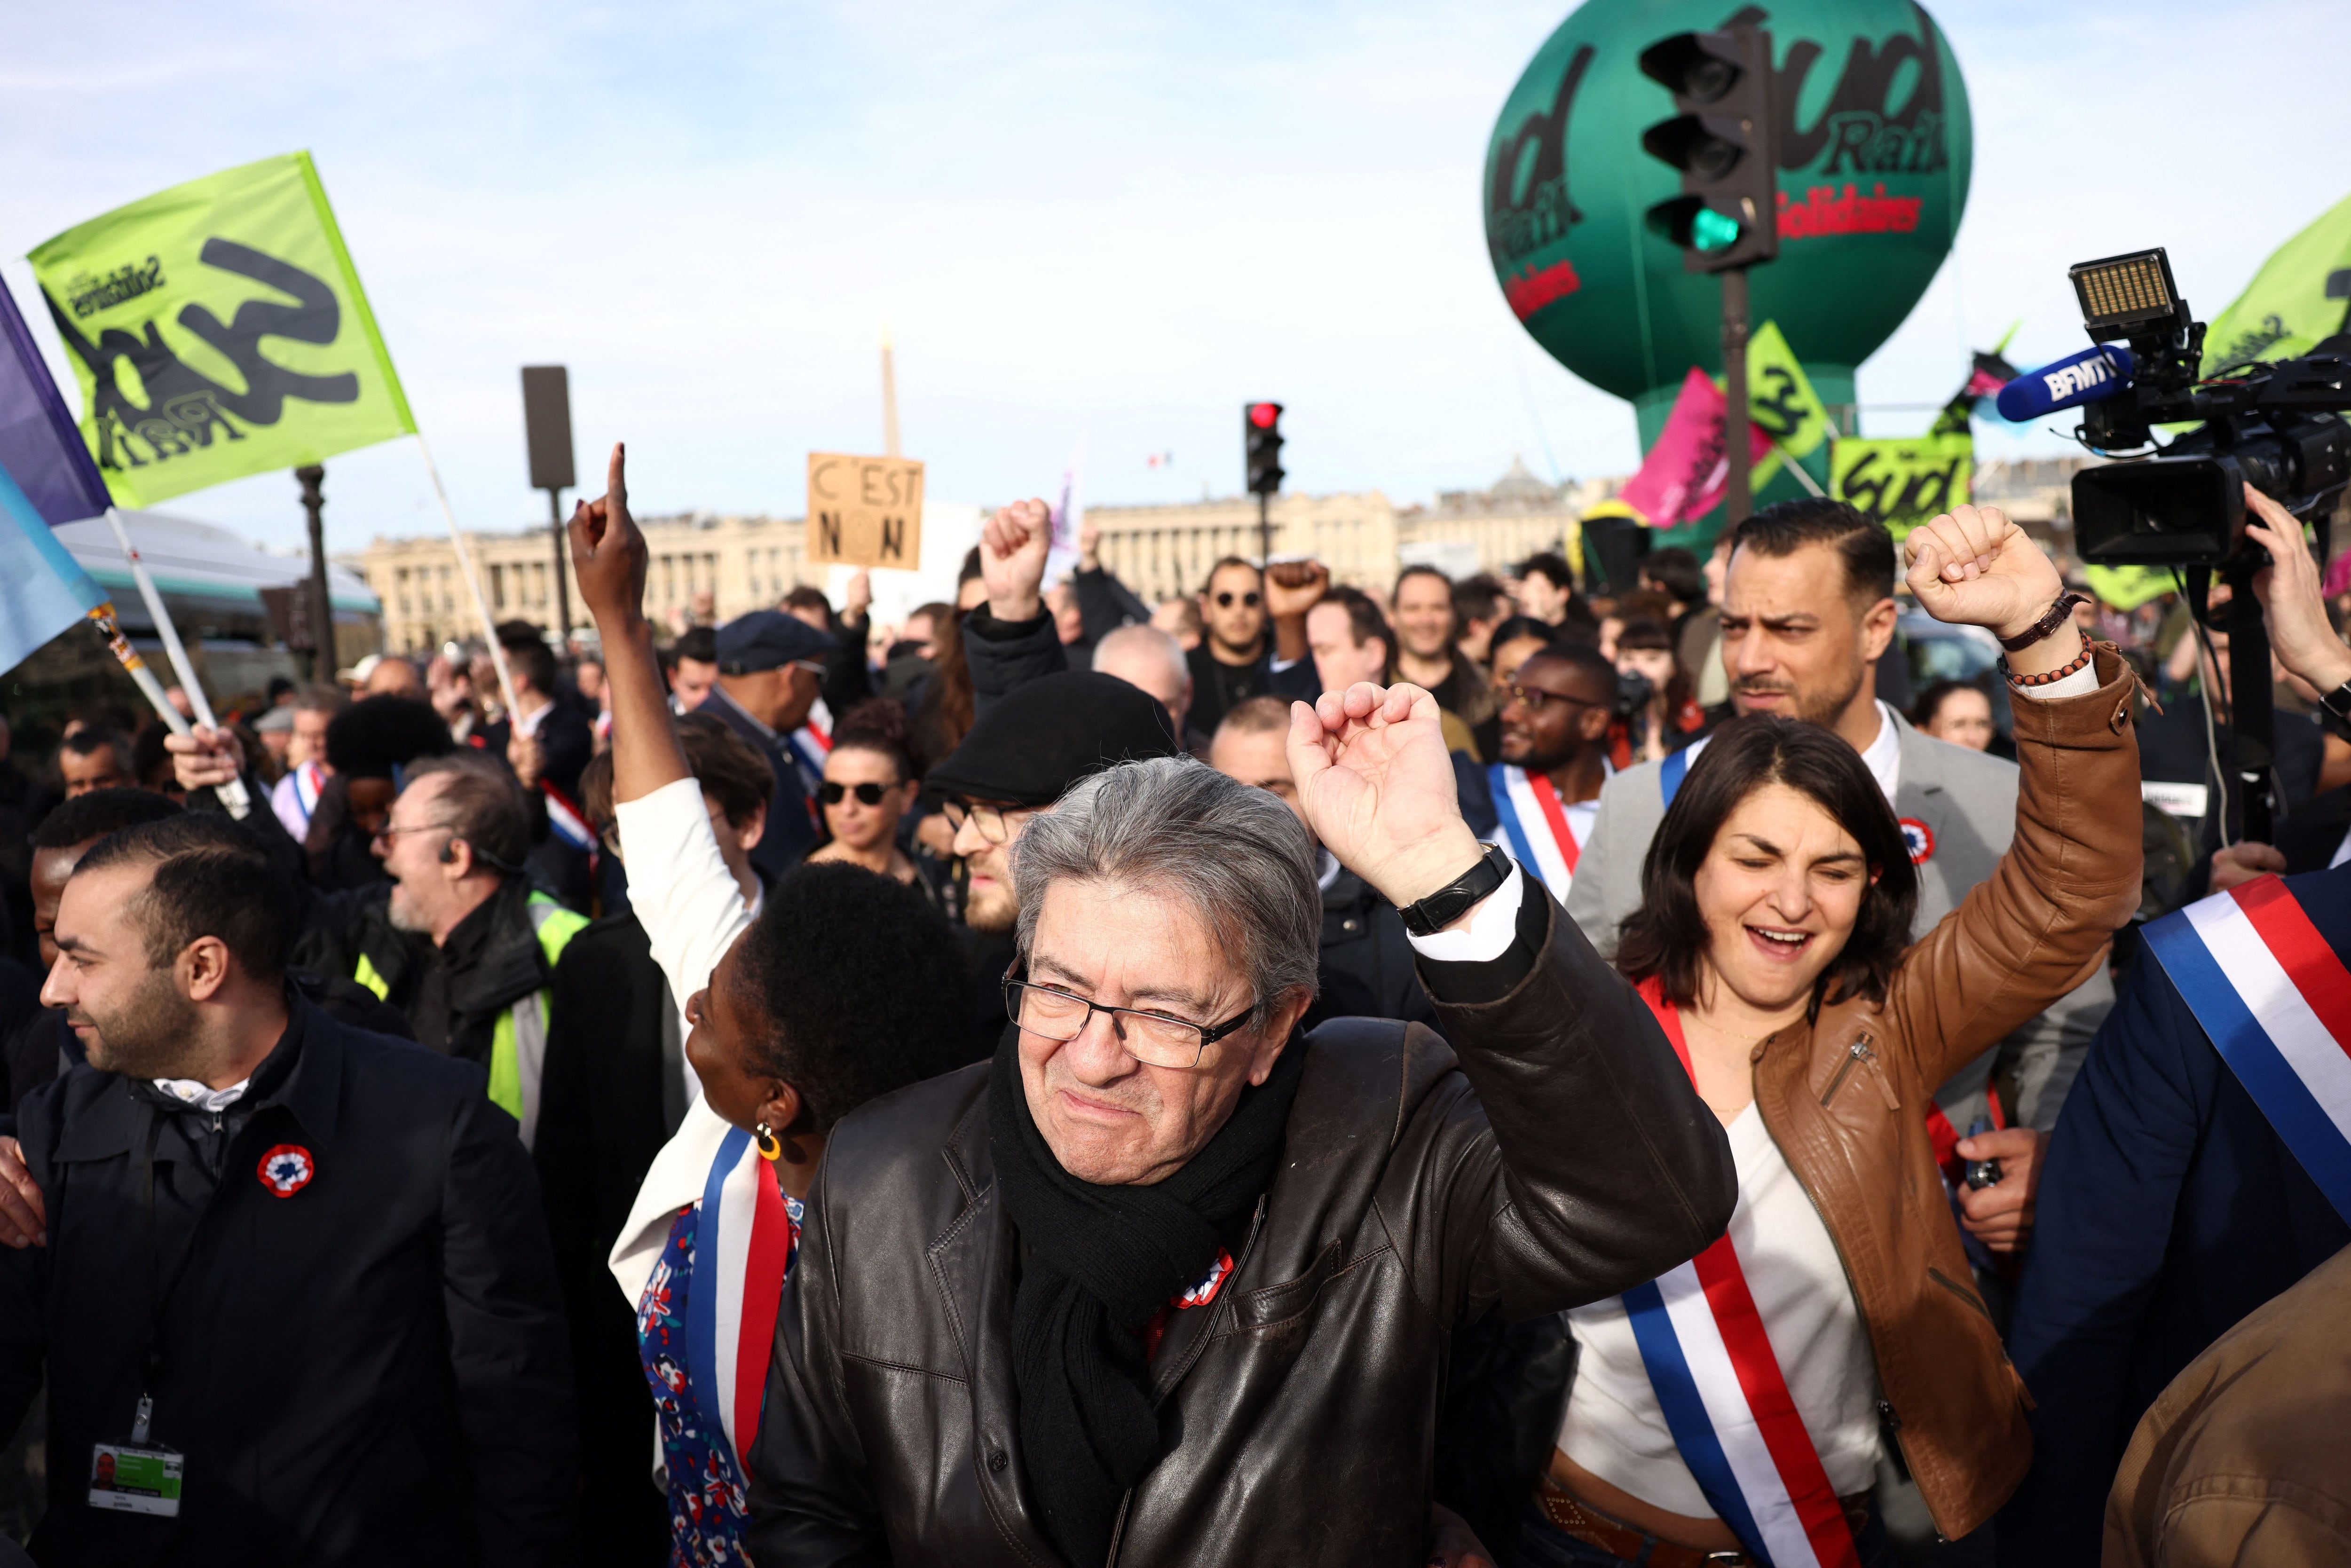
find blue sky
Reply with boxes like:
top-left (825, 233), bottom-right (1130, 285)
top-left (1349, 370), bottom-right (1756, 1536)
top-left (2, 0), bottom-right (2345, 554)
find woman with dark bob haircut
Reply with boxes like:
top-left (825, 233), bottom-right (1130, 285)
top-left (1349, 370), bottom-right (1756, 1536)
top-left (1516, 505), bottom-right (2143, 1568)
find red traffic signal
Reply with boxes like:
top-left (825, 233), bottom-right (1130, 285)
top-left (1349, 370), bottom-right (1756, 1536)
top-left (1247, 401), bottom-right (1283, 430)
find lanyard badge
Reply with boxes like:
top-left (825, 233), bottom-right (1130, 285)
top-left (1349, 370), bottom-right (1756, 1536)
top-left (89, 1395), bottom-right (182, 1517)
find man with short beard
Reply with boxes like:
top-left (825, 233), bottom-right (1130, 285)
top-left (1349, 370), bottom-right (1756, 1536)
top-left (0, 812), bottom-right (571, 1566)
top-left (923, 670), bottom-right (1183, 1060)
top-left (1565, 498), bottom-right (2112, 1290)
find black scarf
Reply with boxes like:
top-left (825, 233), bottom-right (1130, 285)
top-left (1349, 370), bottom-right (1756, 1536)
top-left (987, 1023), bottom-right (1305, 1566)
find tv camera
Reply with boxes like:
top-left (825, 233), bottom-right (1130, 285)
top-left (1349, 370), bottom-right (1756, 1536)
top-left (1996, 248), bottom-right (2351, 843)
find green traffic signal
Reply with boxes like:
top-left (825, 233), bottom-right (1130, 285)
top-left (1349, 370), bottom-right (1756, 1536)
top-left (1691, 208), bottom-right (1742, 251)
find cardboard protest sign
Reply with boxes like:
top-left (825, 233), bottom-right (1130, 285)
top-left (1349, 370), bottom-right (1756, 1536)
top-left (806, 453), bottom-right (925, 569)
top-left (1831, 434), bottom-right (1972, 540)
top-left (28, 152), bottom-right (413, 506)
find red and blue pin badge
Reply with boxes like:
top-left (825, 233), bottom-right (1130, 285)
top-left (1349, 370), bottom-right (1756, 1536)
top-left (256, 1144), bottom-right (315, 1198)
top-left (1898, 817), bottom-right (1936, 866)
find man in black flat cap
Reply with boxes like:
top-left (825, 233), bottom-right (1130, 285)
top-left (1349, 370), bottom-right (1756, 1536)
top-left (924, 670), bottom-right (1183, 1059)
top-left (694, 609), bottom-right (833, 878)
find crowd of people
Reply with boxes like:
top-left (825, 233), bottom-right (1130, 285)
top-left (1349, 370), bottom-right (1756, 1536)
top-left (0, 442), bottom-right (2339, 1568)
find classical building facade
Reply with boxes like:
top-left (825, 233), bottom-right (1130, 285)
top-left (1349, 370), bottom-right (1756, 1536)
top-left (350, 460), bottom-right (1635, 652)
top-left (353, 512), bottom-right (808, 653)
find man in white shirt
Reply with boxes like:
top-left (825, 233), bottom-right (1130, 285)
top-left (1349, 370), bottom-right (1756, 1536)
top-left (1458, 641), bottom-right (1616, 903)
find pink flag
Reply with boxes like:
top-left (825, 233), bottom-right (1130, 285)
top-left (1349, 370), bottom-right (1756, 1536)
top-left (1618, 367), bottom-right (1775, 528)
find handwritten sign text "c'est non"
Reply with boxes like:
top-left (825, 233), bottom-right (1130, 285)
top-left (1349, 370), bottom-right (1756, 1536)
top-left (806, 453), bottom-right (924, 569)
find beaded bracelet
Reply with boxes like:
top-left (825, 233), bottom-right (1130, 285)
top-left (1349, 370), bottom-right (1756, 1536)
top-left (2000, 633), bottom-right (2093, 689)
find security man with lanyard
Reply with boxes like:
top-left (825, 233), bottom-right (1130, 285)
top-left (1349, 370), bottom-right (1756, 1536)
top-left (0, 812), bottom-right (572, 1566)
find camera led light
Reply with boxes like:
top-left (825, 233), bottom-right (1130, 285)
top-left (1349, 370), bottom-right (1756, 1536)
top-left (2070, 249), bottom-right (2180, 335)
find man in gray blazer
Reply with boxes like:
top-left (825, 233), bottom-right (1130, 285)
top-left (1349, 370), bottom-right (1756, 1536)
top-left (1569, 500), bottom-right (2111, 1237)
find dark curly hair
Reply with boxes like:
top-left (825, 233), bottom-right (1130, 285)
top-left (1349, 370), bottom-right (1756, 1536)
top-left (731, 860), bottom-right (970, 1133)
top-left (832, 697), bottom-right (921, 782)
top-left (1615, 715), bottom-right (1917, 1011)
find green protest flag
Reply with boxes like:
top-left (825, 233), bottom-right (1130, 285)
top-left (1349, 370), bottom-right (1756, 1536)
top-left (2081, 564), bottom-right (2174, 614)
top-left (1744, 322), bottom-right (1832, 461)
top-left (1831, 433), bottom-right (1973, 542)
top-left (2201, 190), bottom-right (2351, 377)
top-left (28, 152), bottom-right (414, 507)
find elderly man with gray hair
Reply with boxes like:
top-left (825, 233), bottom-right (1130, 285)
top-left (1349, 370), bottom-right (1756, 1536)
top-left (747, 668), bottom-right (1737, 1564)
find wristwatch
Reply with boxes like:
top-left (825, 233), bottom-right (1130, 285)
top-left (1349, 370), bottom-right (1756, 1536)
top-left (2318, 678), bottom-right (2351, 732)
top-left (1395, 843), bottom-right (1514, 937)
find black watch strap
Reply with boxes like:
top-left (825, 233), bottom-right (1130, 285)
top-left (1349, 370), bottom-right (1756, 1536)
top-left (2320, 678), bottom-right (2351, 725)
top-left (1396, 843), bottom-right (1514, 938)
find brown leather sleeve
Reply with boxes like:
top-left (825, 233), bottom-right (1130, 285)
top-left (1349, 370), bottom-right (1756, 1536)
top-left (1883, 646), bottom-right (2143, 1097)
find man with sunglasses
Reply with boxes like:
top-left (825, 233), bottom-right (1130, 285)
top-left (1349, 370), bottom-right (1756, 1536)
top-left (1453, 641), bottom-right (1618, 902)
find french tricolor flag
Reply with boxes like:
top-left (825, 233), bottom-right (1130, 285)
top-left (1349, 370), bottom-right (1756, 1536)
top-left (2141, 874), bottom-right (2351, 1223)
top-left (684, 1126), bottom-right (799, 1462)
top-left (1488, 762), bottom-right (1584, 898)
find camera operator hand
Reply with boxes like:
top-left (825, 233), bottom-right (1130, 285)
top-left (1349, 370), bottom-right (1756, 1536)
top-left (2243, 482), bottom-right (2351, 697)
top-left (1904, 504), bottom-right (2074, 675)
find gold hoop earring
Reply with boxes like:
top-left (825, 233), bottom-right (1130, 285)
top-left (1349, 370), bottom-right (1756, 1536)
top-left (754, 1121), bottom-right (783, 1162)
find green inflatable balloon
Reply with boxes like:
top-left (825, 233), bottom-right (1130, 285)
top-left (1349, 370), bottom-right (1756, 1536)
top-left (1487, 0), bottom-right (1972, 446)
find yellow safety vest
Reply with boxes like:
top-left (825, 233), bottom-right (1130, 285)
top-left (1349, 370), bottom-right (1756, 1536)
top-left (353, 890), bottom-right (587, 1147)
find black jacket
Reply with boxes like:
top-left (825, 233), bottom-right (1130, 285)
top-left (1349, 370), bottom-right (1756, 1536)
top-left (478, 689), bottom-right (597, 802)
top-left (1305, 862), bottom-right (1437, 1033)
top-left (300, 876), bottom-right (555, 1064)
top-left (533, 913), bottom-right (682, 1565)
top-left (695, 685), bottom-right (819, 878)
top-left (0, 997), bottom-right (574, 1566)
top-left (744, 889), bottom-right (1735, 1566)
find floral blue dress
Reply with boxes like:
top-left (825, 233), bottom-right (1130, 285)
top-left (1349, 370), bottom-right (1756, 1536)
top-left (636, 1192), bottom-right (804, 1567)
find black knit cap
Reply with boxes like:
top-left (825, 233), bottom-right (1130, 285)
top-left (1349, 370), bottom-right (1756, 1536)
top-left (926, 671), bottom-right (1181, 807)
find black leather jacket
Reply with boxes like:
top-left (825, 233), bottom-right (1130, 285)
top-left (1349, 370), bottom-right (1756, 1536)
top-left (746, 891), bottom-right (1736, 1566)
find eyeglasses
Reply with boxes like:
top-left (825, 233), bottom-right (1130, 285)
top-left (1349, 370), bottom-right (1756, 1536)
top-left (1505, 683), bottom-right (1604, 715)
top-left (1213, 591), bottom-right (1261, 609)
top-left (373, 819), bottom-right (458, 851)
top-left (1003, 977), bottom-right (1255, 1071)
top-left (941, 798), bottom-right (1029, 845)
top-left (820, 780), bottom-right (891, 806)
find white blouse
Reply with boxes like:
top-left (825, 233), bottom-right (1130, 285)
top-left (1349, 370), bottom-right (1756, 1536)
top-left (1556, 1101), bottom-right (1884, 1516)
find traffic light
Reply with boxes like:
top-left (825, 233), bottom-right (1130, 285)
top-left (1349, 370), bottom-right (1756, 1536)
top-left (1245, 402), bottom-right (1285, 496)
top-left (1638, 27), bottom-right (1777, 273)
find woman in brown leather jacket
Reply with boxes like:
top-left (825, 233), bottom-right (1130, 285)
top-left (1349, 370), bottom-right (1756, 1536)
top-left (1517, 505), bottom-right (2142, 1568)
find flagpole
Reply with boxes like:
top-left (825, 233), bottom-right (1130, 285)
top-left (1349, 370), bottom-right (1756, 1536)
top-left (101, 507), bottom-right (251, 817)
top-left (413, 433), bottom-right (521, 722)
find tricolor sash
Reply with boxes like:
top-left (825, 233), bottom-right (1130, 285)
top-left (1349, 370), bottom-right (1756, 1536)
top-left (683, 1127), bottom-right (800, 1464)
top-left (541, 779), bottom-right (596, 853)
top-left (1487, 763), bottom-right (1586, 896)
top-left (788, 701), bottom-right (834, 800)
top-left (1657, 735), bottom-right (1712, 812)
top-left (1619, 977), bottom-right (1864, 1568)
top-left (2140, 874), bottom-right (2351, 1225)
